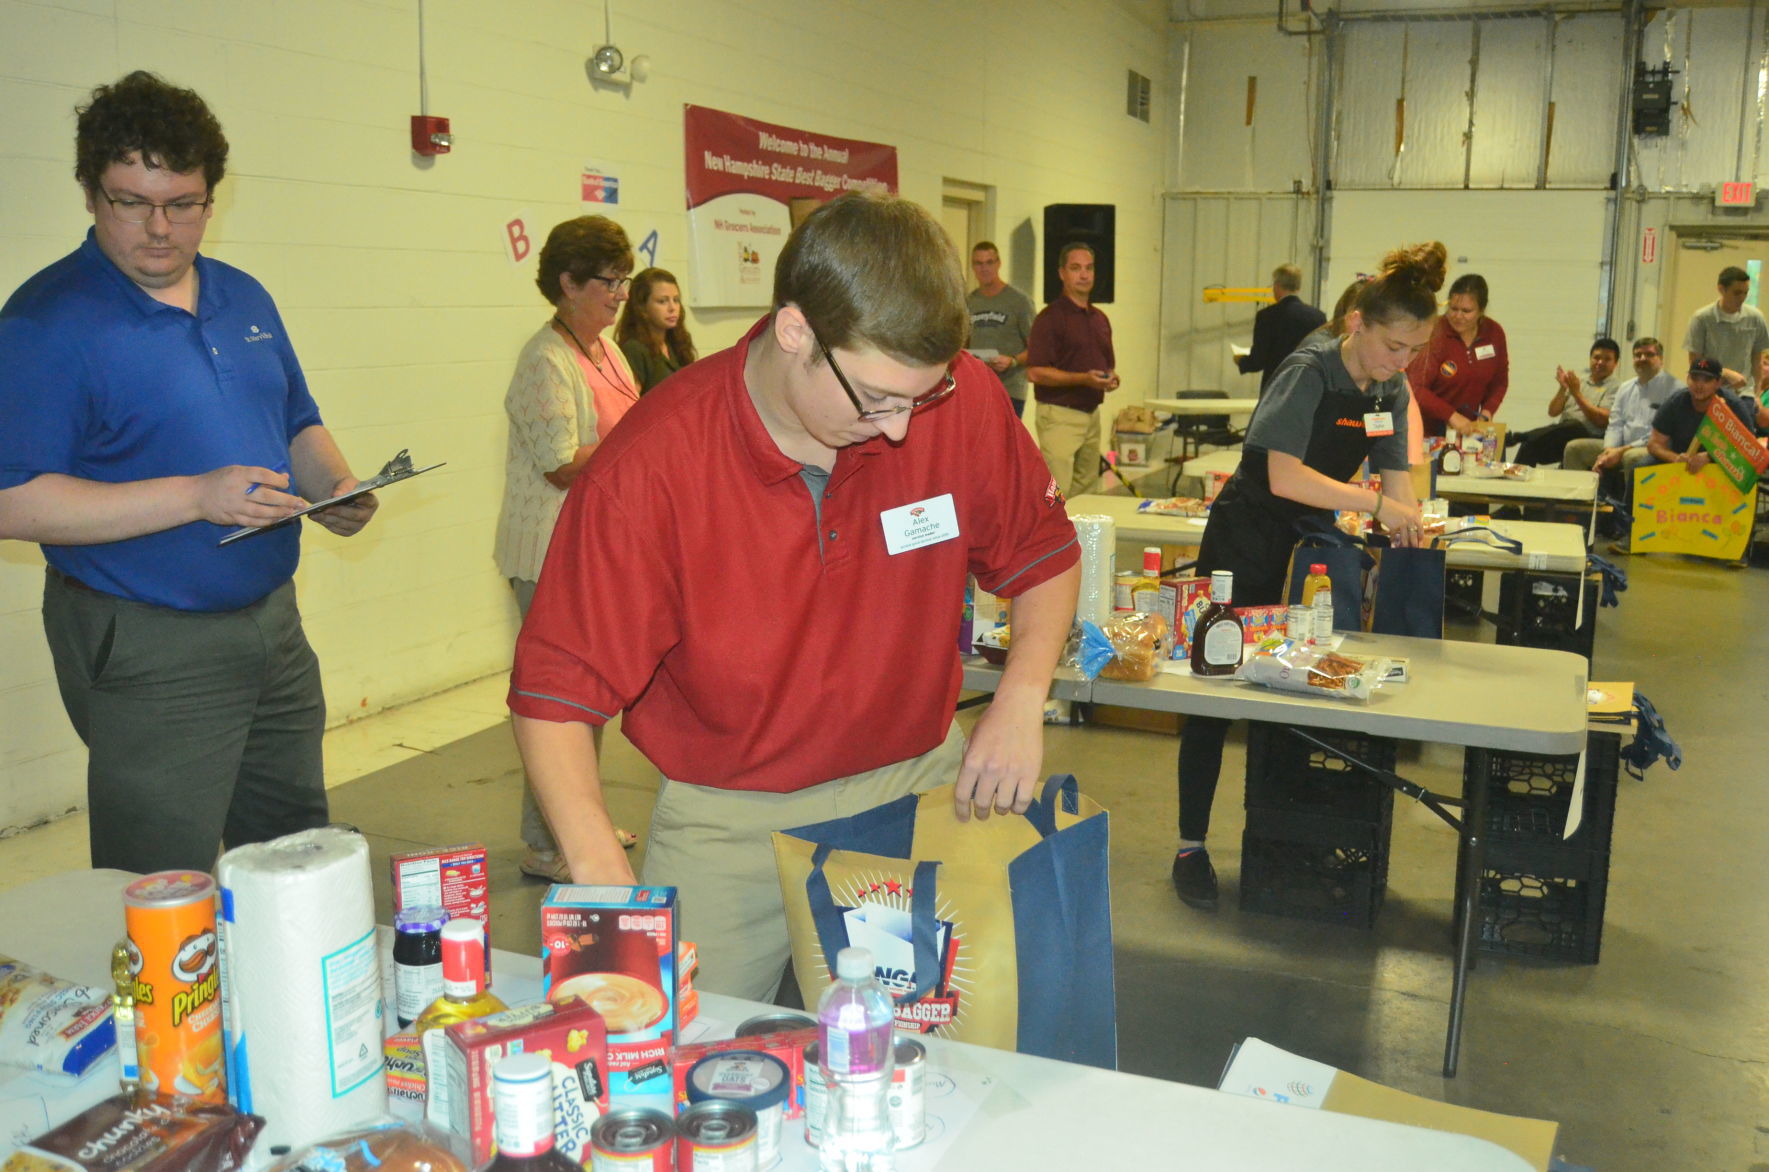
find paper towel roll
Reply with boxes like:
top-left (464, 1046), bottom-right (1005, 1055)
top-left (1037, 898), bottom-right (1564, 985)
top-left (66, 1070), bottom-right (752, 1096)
top-left (1071, 514), bottom-right (1116, 628)
top-left (217, 827), bottom-right (387, 1156)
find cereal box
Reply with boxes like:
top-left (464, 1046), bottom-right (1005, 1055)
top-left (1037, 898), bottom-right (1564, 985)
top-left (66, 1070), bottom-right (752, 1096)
top-left (541, 886), bottom-right (677, 1096)
top-left (390, 843), bottom-right (489, 981)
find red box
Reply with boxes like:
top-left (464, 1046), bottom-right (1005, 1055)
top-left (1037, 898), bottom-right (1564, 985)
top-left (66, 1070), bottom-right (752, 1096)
top-left (541, 886), bottom-right (677, 1096)
top-left (437, 996), bottom-right (608, 1166)
top-left (1235, 604), bottom-right (1288, 646)
top-left (1160, 577), bottom-right (1212, 658)
top-left (391, 843), bottom-right (490, 981)
top-left (670, 1027), bottom-right (815, 1121)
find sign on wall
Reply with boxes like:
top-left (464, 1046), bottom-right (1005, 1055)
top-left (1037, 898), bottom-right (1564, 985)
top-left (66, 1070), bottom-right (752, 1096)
top-left (683, 105), bottom-right (897, 308)
top-left (1631, 462), bottom-right (1757, 560)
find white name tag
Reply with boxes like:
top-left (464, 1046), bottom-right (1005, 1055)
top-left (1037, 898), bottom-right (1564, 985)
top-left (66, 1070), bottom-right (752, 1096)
top-left (1363, 411), bottom-right (1395, 437)
top-left (1474, 344), bottom-right (1496, 360)
top-left (881, 493), bottom-right (961, 555)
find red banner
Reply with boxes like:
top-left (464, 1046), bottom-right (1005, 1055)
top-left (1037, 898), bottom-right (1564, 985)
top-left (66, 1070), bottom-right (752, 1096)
top-left (683, 105), bottom-right (898, 307)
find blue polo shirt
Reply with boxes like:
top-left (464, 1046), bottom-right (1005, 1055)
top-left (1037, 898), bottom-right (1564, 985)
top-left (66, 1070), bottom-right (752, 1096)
top-left (0, 230), bottom-right (322, 611)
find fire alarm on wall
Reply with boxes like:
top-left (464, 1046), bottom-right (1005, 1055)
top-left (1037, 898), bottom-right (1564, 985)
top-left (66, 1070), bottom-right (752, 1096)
top-left (411, 115), bottom-right (452, 156)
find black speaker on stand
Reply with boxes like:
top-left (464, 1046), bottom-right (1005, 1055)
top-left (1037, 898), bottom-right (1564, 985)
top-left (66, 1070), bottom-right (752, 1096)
top-left (1042, 204), bottom-right (1116, 304)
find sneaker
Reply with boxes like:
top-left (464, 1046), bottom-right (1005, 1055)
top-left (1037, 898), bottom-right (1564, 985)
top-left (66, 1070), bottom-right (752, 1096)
top-left (1171, 849), bottom-right (1219, 911)
top-left (1606, 539), bottom-right (1631, 556)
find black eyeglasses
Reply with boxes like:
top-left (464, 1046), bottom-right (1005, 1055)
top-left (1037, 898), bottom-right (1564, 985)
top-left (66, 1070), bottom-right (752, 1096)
top-left (99, 191), bottom-right (212, 225)
top-left (589, 274), bottom-right (631, 294)
top-left (808, 325), bottom-right (956, 421)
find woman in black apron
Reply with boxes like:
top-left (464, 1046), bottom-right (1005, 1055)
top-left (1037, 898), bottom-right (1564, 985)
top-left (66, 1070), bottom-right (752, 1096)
top-left (1172, 243), bottom-right (1444, 911)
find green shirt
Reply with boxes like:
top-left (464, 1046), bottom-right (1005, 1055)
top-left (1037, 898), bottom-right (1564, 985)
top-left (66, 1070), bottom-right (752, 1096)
top-left (621, 338), bottom-right (683, 395)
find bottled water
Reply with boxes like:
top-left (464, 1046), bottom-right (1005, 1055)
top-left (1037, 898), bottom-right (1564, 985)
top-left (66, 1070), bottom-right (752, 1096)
top-left (817, 947), bottom-right (896, 1172)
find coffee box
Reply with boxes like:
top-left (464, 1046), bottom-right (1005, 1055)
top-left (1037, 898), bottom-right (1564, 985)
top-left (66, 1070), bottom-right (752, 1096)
top-left (437, 996), bottom-right (609, 1166)
top-left (540, 886), bottom-right (677, 1096)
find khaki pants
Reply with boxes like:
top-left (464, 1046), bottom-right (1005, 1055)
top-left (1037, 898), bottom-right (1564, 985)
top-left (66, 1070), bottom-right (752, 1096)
top-left (639, 724), bottom-right (966, 1001)
top-left (1035, 402), bottom-right (1101, 498)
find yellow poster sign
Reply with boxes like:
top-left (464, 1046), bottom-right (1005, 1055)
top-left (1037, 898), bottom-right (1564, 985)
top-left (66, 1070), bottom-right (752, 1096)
top-left (1631, 462), bottom-right (1758, 560)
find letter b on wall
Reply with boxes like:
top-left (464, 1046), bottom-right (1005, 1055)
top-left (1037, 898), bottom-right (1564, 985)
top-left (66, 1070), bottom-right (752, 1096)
top-left (1042, 204), bottom-right (1115, 305)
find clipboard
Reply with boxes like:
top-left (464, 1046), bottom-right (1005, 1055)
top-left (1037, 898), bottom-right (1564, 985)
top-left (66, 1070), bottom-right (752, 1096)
top-left (219, 449), bottom-right (443, 545)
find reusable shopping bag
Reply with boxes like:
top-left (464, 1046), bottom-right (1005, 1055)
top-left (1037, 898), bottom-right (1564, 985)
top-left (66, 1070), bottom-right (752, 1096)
top-left (772, 774), bottom-right (1116, 1070)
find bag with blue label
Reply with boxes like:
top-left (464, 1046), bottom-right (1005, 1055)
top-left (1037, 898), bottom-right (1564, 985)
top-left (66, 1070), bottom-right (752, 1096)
top-left (772, 774), bottom-right (1116, 1070)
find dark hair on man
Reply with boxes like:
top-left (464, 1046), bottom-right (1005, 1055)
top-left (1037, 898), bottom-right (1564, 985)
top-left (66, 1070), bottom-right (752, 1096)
top-left (1632, 336), bottom-right (1662, 355)
top-left (616, 267), bottom-right (698, 368)
top-left (1447, 272), bottom-right (1489, 311)
top-left (1590, 337), bottom-right (1621, 358)
top-left (534, 216), bottom-right (634, 306)
top-left (75, 70), bottom-right (229, 194)
top-left (1354, 241), bottom-right (1447, 327)
top-left (971, 241), bottom-right (1000, 258)
top-left (1719, 266), bottom-right (1751, 286)
top-left (1058, 241), bottom-right (1095, 268)
top-left (774, 191), bottom-right (966, 365)
top-left (1272, 264), bottom-right (1302, 294)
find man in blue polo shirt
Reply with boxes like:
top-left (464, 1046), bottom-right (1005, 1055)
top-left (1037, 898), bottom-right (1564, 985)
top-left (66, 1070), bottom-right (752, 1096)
top-left (0, 71), bottom-right (378, 872)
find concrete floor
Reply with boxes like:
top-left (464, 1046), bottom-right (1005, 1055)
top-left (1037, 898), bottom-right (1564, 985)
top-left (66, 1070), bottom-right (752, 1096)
top-left (2, 551), bottom-right (1763, 1170)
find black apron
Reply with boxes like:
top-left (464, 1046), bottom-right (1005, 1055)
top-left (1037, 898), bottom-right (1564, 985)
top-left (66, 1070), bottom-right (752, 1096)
top-left (1196, 364), bottom-right (1397, 607)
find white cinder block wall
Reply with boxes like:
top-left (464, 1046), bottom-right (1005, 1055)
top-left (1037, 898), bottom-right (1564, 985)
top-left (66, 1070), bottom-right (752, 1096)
top-left (0, 0), bottom-right (1172, 834)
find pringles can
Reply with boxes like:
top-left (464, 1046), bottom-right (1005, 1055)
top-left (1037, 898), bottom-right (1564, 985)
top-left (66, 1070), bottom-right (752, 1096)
top-left (122, 870), bottom-right (224, 1102)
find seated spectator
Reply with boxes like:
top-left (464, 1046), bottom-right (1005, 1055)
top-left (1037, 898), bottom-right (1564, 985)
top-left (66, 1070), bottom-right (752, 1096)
top-left (1562, 338), bottom-right (1681, 529)
top-left (1512, 338), bottom-right (1621, 466)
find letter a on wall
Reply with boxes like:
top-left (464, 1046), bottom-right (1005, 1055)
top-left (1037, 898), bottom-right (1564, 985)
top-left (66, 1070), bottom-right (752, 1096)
top-left (1631, 463), bottom-right (1757, 560)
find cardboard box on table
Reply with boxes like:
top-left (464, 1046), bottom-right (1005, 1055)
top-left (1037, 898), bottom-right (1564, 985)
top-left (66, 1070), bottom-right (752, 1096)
top-left (1219, 1037), bottom-right (1558, 1171)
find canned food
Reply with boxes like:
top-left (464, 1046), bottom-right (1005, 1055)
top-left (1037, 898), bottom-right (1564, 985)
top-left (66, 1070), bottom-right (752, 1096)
top-left (734, 1012), bottom-right (815, 1038)
top-left (802, 1040), bottom-right (826, 1148)
top-left (1285, 604), bottom-right (1313, 643)
top-left (677, 1100), bottom-right (759, 1172)
top-left (588, 1107), bottom-right (674, 1171)
top-left (686, 1050), bottom-right (788, 1168)
top-left (1112, 571), bottom-right (1138, 612)
top-left (122, 871), bottom-right (224, 1103)
top-left (888, 1038), bottom-right (927, 1149)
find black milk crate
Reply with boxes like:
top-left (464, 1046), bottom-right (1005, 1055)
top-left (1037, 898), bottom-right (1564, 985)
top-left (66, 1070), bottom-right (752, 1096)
top-left (1495, 570), bottom-right (1599, 661)
top-left (1239, 806), bottom-right (1393, 929)
top-left (1465, 732), bottom-right (1621, 856)
top-left (1245, 722), bottom-right (1398, 822)
top-left (1445, 568), bottom-right (1483, 621)
top-left (1473, 840), bottom-right (1610, 964)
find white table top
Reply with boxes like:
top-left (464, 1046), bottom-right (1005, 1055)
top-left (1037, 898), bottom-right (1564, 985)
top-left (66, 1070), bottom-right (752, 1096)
top-left (1435, 468), bottom-right (1598, 503)
top-left (1173, 448), bottom-right (1243, 478)
top-left (1149, 396), bottom-right (1263, 415)
top-left (1068, 497), bottom-right (1588, 574)
top-left (0, 872), bottom-right (1533, 1171)
top-left (969, 632), bottom-right (1587, 756)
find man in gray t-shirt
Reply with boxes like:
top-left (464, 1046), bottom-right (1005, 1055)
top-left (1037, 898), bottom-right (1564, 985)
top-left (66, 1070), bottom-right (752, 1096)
top-left (1683, 265), bottom-right (1769, 389)
top-left (966, 241), bottom-right (1035, 416)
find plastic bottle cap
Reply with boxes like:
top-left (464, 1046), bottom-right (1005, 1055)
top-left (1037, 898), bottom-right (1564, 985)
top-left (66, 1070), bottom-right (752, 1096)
top-left (440, 917), bottom-right (483, 943)
top-left (494, 1052), bottom-right (552, 1086)
top-left (1310, 564), bottom-right (1327, 575)
top-left (835, 947), bottom-right (873, 981)
top-left (394, 905), bottom-right (449, 933)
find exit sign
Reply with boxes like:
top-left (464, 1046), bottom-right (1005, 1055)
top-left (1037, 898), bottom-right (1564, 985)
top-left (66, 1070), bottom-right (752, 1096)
top-left (1717, 181), bottom-right (1755, 207)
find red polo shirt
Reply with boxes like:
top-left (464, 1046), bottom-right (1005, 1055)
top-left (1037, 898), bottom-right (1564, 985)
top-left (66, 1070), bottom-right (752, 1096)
top-left (1028, 296), bottom-right (1115, 413)
top-left (1405, 315), bottom-right (1509, 435)
top-left (508, 317), bottom-right (1079, 792)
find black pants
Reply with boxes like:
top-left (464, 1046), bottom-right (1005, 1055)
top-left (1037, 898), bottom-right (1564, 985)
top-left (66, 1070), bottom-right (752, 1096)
top-left (1177, 501), bottom-right (1292, 843)
top-left (1512, 422), bottom-right (1593, 467)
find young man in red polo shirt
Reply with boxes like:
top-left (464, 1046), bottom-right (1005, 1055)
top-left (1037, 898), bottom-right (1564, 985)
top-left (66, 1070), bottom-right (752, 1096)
top-left (508, 193), bottom-right (1082, 1000)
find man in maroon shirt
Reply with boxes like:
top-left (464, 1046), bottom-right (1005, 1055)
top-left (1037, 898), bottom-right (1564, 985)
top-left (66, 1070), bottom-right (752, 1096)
top-left (1028, 243), bottom-right (1119, 496)
top-left (507, 194), bottom-right (1081, 999)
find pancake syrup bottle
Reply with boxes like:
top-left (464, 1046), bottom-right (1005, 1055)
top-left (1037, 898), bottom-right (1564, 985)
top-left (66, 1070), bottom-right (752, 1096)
top-left (1190, 570), bottom-right (1244, 677)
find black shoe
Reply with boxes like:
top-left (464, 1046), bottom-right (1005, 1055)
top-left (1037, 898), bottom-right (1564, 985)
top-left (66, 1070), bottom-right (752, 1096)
top-left (1171, 849), bottom-right (1219, 911)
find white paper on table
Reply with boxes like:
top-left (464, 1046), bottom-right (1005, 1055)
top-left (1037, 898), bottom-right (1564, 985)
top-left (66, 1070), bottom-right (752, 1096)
top-left (1217, 1037), bottom-right (1339, 1108)
top-left (1230, 342), bottom-right (1251, 359)
top-left (1564, 751), bottom-right (1586, 840)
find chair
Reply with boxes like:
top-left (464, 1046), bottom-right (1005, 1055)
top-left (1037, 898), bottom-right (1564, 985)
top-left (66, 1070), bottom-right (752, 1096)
top-left (1165, 390), bottom-right (1246, 494)
top-left (1170, 390), bottom-right (1245, 463)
